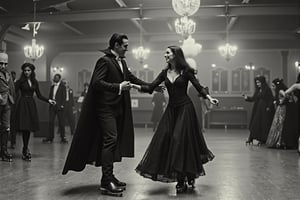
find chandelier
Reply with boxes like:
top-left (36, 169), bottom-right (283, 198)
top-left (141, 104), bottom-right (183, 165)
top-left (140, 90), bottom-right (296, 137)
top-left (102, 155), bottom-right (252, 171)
top-left (132, 46), bottom-right (150, 64)
top-left (218, 1), bottom-right (237, 61)
top-left (172, 0), bottom-right (201, 16)
top-left (175, 16), bottom-right (196, 38)
top-left (24, 0), bottom-right (44, 61)
top-left (132, 3), bottom-right (150, 64)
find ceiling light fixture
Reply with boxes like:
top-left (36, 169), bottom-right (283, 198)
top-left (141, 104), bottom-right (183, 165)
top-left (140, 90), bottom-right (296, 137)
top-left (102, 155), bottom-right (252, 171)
top-left (218, 1), bottom-right (237, 61)
top-left (132, 3), bottom-right (150, 64)
top-left (24, 0), bottom-right (44, 62)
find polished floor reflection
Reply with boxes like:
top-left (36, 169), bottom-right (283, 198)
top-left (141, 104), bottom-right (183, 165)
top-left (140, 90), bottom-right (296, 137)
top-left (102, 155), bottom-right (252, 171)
top-left (0, 128), bottom-right (299, 200)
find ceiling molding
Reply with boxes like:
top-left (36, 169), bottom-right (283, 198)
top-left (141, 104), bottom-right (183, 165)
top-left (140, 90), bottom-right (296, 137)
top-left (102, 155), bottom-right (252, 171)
top-left (0, 5), bottom-right (298, 24)
top-left (61, 22), bottom-right (84, 35)
top-left (4, 33), bottom-right (27, 45)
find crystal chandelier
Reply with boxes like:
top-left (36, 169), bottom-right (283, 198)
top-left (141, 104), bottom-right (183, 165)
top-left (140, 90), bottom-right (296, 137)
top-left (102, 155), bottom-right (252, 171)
top-left (175, 16), bottom-right (196, 38)
top-left (24, 0), bottom-right (44, 61)
top-left (218, 2), bottom-right (237, 61)
top-left (172, 0), bottom-right (201, 16)
top-left (132, 4), bottom-right (150, 64)
top-left (132, 46), bottom-right (150, 64)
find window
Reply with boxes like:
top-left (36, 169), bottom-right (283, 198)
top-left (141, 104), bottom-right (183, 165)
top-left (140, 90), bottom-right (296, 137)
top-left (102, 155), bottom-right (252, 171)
top-left (211, 68), bottom-right (228, 93)
top-left (232, 68), bottom-right (250, 93)
top-left (78, 69), bottom-right (91, 93)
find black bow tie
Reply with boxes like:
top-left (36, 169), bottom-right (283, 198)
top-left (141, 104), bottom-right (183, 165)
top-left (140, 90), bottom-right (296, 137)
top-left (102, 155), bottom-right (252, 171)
top-left (116, 56), bottom-right (125, 61)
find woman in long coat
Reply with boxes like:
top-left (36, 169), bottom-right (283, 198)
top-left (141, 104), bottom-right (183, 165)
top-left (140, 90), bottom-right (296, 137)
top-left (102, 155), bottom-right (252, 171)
top-left (244, 76), bottom-right (274, 145)
top-left (14, 63), bottom-right (54, 161)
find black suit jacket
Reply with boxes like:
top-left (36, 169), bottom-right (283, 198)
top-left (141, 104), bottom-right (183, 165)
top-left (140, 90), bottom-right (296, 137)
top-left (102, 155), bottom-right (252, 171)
top-left (49, 82), bottom-right (66, 110)
top-left (91, 50), bottom-right (148, 105)
top-left (62, 49), bottom-right (149, 174)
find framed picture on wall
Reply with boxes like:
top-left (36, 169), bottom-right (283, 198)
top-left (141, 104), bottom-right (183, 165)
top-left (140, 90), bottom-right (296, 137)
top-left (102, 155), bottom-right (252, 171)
top-left (131, 99), bottom-right (139, 108)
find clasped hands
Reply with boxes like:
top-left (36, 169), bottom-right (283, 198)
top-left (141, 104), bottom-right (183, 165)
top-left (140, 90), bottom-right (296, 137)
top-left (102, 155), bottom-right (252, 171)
top-left (120, 81), bottom-right (165, 93)
top-left (48, 99), bottom-right (56, 105)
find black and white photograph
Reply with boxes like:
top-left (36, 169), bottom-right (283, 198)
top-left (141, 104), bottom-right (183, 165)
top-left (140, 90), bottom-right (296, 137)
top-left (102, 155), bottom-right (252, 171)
top-left (0, 0), bottom-right (300, 199)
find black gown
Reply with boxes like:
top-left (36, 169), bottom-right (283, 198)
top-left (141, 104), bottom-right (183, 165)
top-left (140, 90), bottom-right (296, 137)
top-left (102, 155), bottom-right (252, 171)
top-left (136, 69), bottom-right (214, 182)
top-left (151, 92), bottom-right (166, 124)
top-left (246, 87), bottom-right (274, 143)
top-left (14, 79), bottom-right (48, 131)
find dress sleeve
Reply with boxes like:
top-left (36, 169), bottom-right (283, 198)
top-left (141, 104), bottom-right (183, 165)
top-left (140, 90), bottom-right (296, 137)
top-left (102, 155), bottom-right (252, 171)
top-left (140, 70), bottom-right (165, 94)
top-left (186, 71), bottom-right (208, 98)
top-left (35, 81), bottom-right (49, 103)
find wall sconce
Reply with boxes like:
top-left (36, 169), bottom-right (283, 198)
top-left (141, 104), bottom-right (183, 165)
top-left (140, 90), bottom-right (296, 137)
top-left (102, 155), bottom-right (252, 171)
top-left (52, 66), bottom-right (64, 73)
top-left (143, 64), bottom-right (148, 69)
top-left (245, 62), bottom-right (255, 70)
top-left (295, 61), bottom-right (300, 72)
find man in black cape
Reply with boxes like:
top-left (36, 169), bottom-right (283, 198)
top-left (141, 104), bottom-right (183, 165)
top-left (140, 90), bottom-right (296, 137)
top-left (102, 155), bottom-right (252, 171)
top-left (62, 33), bottom-right (159, 197)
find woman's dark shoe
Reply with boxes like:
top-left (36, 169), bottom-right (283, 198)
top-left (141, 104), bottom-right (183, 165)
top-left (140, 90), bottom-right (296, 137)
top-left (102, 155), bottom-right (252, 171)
top-left (176, 181), bottom-right (187, 193)
top-left (245, 139), bottom-right (253, 145)
top-left (257, 141), bottom-right (265, 146)
top-left (22, 149), bottom-right (31, 161)
top-left (187, 178), bottom-right (195, 189)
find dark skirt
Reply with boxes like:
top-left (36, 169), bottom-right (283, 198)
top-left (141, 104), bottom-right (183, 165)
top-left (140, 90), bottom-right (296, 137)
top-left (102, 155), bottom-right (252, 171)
top-left (136, 102), bottom-right (214, 182)
top-left (15, 96), bottom-right (40, 131)
top-left (266, 105), bottom-right (286, 148)
top-left (151, 105), bottom-right (164, 123)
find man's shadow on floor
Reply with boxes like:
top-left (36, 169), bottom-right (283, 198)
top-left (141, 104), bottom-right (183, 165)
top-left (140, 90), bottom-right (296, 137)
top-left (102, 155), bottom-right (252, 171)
top-left (61, 184), bottom-right (100, 196)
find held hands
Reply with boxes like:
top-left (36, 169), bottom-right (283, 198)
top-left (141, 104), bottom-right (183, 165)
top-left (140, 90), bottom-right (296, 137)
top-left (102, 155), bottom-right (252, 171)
top-left (120, 81), bottom-right (131, 91)
top-left (48, 99), bottom-right (56, 105)
top-left (130, 83), bottom-right (142, 91)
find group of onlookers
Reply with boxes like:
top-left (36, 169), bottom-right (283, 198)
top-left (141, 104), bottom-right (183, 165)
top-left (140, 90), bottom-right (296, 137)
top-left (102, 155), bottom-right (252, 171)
top-left (0, 51), bottom-right (85, 162)
top-left (244, 73), bottom-right (300, 151)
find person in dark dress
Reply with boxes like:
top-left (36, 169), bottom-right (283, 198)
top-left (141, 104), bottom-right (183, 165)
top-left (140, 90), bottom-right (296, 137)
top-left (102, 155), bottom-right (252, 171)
top-left (14, 63), bottom-right (55, 161)
top-left (62, 33), bottom-right (163, 197)
top-left (151, 91), bottom-right (166, 131)
top-left (244, 76), bottom-right (275, 145)
top-left (131, 46), bottom-right (218, 193)
top-left (266, 78), bottom-right (288, 148)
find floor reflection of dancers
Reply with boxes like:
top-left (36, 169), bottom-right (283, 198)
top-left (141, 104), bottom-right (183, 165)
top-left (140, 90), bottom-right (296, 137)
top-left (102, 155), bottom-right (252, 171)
top-left (132, 46), bottom-right (218, 194)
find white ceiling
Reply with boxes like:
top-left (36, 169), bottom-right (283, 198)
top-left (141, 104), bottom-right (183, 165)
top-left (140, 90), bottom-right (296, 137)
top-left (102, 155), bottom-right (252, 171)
top-left (1, 0), bottom-right (299, 52)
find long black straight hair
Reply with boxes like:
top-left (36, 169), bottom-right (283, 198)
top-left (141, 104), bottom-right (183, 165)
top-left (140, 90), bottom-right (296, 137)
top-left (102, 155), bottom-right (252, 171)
top-left (166, 46), bottom-right (195, 74)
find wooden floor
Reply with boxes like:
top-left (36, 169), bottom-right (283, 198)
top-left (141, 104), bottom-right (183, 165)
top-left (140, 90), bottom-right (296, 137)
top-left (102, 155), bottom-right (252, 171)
top-left (1, 128), bottom-right (300, 200)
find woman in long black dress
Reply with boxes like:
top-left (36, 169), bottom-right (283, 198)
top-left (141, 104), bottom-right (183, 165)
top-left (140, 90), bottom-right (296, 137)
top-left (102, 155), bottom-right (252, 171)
top-left (244, 76), bottom-right (274, 145)
top-left (132, 46), bottom-right (218, 193)
top-left (14, 63), bottom-right (55, 161)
